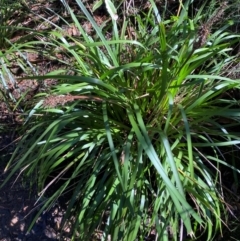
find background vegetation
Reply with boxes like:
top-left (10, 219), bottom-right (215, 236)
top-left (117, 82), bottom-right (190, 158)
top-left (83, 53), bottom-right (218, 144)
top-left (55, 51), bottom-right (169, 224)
top-left (1, 0), bottom-right (240, 240)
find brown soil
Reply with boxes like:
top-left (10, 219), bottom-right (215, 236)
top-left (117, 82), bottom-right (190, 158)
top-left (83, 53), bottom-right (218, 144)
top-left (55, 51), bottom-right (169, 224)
top-left (0, 147), bottom-right (72, 241)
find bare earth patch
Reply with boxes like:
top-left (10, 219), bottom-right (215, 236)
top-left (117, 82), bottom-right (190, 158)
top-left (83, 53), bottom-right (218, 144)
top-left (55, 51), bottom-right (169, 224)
top-left (0, 152), bottom-right (72, 241)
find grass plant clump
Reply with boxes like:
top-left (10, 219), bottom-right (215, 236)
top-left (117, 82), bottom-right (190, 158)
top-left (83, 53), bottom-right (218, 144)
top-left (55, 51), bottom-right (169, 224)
top-left (2, 0), bottom-right (240, 240)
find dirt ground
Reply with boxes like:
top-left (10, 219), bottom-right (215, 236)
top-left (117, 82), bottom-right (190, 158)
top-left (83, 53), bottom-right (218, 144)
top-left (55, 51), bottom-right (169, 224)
top-left (0, 151), bottom-right (72, 241)
top-left (0, 133), bottom-right (74, 241)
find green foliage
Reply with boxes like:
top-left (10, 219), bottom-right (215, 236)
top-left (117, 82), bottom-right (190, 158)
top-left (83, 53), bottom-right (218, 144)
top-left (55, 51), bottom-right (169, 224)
top-left (0, 1), bottom-right (50, 106)
top-left (2, 0), bottom-right (240, 240)
top-left (0, 0), bottom-right (25, 48)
